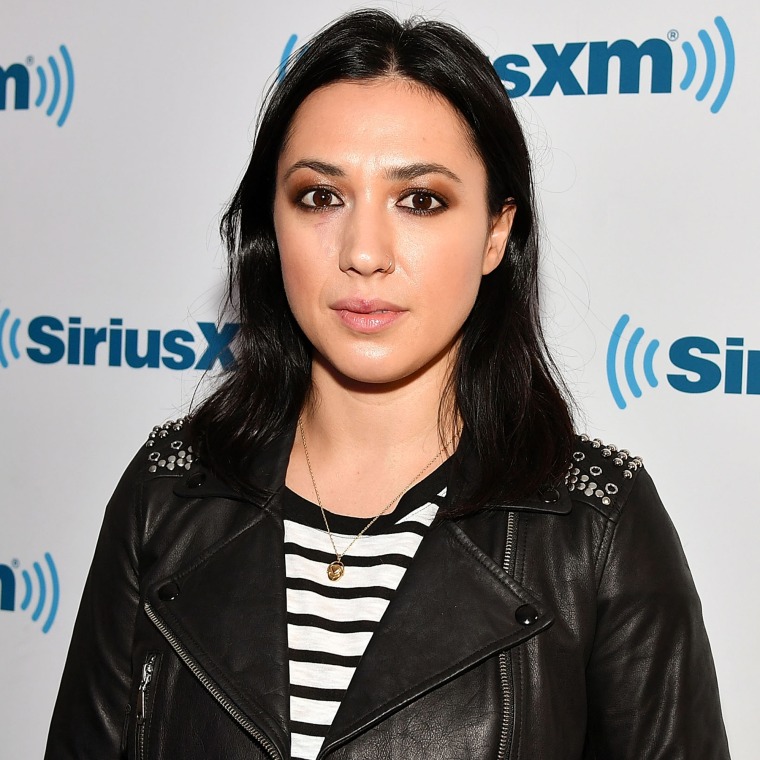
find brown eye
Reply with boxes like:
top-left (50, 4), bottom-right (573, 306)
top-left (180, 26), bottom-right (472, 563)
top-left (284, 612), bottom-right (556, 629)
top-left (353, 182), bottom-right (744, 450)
top-left (301, 188), bottom-right (340, 208)
top-left (398, 191), bottom-right (444, 213)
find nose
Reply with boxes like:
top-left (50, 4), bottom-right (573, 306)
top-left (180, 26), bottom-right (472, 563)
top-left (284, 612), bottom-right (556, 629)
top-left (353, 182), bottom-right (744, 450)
top-left (338, 200), bottom-right (395, 276)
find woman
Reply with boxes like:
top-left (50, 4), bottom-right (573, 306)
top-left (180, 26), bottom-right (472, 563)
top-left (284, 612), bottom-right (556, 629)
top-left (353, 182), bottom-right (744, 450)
top-left (45, 9), bottom-right (730, 760)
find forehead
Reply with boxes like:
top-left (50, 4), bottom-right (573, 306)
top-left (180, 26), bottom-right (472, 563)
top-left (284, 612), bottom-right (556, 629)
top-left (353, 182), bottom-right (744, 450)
top-left (278, 78), bottom-right (480, 170)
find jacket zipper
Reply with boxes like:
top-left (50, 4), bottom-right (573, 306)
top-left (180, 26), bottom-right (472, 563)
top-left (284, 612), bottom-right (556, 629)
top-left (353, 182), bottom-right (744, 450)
top-left (497, 512), bottom-right (517, 760)
top-left (144, 602), bottom-right (281, 760)
top-left (136, 653), bottom-right (158, 760)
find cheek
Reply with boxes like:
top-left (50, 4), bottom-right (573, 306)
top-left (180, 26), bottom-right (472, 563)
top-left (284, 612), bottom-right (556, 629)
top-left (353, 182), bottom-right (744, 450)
top-left (275, 204), bottom-right (322, 316)
top-left (403, 224), bottom-right (486, 312)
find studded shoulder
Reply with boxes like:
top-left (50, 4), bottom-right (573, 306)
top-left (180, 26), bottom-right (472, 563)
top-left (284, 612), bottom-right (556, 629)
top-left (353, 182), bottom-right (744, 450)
top-left (565, 434), bottom-right (644, 509)
top-left (142, 417), bottom-right (197, 474)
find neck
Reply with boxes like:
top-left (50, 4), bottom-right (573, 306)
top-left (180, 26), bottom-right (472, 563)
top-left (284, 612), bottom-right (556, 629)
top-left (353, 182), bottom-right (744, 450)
top-left (304, 353), bottom-right (456, 459)
top-left (285, 349), bottom-right (459, 516)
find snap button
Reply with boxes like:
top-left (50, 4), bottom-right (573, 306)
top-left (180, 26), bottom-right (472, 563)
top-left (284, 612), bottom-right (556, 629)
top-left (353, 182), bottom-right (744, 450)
top-left (187, 472), bottom-right (206, 489)
top-left (158, 581), bottom-right (180, 601)
top-left (515, 603), bottom-right (539, 626)
top-left (537, 485), bottom-right (560, 504)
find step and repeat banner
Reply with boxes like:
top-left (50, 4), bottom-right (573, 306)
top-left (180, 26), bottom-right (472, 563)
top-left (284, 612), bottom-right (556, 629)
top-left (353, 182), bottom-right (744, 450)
top-left (1, 0), bottom-right (756, 757)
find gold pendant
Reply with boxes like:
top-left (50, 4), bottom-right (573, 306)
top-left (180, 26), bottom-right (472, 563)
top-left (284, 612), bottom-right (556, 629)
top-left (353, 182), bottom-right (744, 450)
top-left (327, 560), bottom-right (345, 581)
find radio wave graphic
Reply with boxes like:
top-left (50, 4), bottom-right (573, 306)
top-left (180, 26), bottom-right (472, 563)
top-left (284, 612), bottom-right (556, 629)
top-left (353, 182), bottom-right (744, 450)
top-left (606, 314), bottom-right (660, 410)
top-left (680, 16), bottom-right (734, 114)
top-left (19, 553), bottom-right (60, 634)
top-left (33, 44), bottom-right (75, 127)
top-left (0, 303), bottom-right (22, 369)
top-left (278, 34), bottom-right (299, 82)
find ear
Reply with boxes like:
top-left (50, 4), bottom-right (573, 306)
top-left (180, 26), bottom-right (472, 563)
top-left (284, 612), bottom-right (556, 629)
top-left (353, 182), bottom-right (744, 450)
top-left (482, 201), bottom-right (516, 275)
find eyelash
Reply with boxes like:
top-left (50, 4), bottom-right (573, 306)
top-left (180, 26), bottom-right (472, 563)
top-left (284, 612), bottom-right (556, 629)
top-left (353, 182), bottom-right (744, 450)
top-left (399, 188), bottom-right (448, 216)
top-left (296, 185), bottom-right (341, 212)
top-left (294, 186), bottom-right (449, 216)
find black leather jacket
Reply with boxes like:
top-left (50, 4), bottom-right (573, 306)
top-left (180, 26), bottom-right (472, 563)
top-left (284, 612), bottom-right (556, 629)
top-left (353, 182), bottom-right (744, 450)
top-left (45, 420), bottom-right (730, 759)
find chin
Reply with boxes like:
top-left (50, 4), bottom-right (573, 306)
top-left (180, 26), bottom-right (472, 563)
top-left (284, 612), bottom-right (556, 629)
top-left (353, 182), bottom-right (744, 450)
top-left (334, 362), bottom-right (416, 387)
top-left (321, 346), bottom-right (452, 389)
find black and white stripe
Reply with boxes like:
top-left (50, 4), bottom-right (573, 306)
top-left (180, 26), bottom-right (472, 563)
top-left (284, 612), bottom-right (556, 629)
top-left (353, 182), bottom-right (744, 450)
top-left (283, 474), bottom-right (448, 760)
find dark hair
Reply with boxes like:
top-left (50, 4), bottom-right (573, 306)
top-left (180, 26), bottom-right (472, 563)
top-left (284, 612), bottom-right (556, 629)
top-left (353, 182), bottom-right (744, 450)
top-left (190, 8), bottom-right (575, 513)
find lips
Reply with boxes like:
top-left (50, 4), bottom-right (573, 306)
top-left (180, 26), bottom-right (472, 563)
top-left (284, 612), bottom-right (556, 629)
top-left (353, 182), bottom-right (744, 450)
top-left (330, 298), bottom-right (407, 333)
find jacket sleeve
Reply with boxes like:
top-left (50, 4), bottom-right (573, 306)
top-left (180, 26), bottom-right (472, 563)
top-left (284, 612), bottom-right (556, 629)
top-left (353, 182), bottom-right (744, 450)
top-left (44, 450), bottom-right (144, 759)
top-left (584, 468), bottom-right (731, 759)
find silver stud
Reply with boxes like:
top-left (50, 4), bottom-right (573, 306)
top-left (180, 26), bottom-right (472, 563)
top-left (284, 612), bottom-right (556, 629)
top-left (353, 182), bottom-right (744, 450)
top-left (605, 483), bottom-right (619, 495)
top-left (573, 451), bottom-right (585, 461)
top-left (158, 459), bottom-right (166, 468)
top-left (149, 465), bottom-right (157, 473)
top-left (590, 465), bottom-right (602, 476)
top-left (623, 470), bottom-right (633, 479)
top-left (148, 452), bottom-right (160, 462)
top-left (595, 489), bottom-right (604, 498)
top-left (580, 434), bottom-right (589, 441)
top-left (601, 449), bottom-right (611, 457)
top-left (170, 440), bottom-right (182, 450)
top-left (613, 458), bottom-right (623, 467)
top-left (588, 482), bottom-right (597, 490)
top-left (580, 474), bottom-right (589, 482)
top-left (602, 496), bottom-right (611, 506)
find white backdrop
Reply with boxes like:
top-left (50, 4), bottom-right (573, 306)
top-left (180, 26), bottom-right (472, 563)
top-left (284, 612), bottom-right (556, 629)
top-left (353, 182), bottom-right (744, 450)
top-left (1, 1), bottom-right (756, 757)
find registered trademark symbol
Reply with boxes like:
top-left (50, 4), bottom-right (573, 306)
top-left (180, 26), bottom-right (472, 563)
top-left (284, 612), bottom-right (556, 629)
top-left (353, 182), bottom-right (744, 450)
top-left (26, 55), bottom-right (34, 66)
top-left (12, 558), bottom-right (19, 567)
top-left (667, 29), bottom-right (679, 41)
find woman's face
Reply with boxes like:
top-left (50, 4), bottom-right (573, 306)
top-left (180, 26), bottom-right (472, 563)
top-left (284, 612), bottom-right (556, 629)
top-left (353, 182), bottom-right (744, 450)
top-left (273, 77), bottom-right (513, 387)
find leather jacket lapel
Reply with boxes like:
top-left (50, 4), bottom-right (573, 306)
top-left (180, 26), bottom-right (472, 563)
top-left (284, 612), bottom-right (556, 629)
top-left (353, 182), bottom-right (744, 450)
top-left (146, 491), bottom-right (291, 760)
top-left (320, 517), bottom-right (552, 756)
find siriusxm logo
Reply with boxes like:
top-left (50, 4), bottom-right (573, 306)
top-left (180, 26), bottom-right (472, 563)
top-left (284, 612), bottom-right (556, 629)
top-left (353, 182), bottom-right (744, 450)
top-left (493, 15), bottom-right (734, 113)
top-left (281, 15), bottom-right (734, 113)
top-left (607, 314), bottom-right (759, 410)
top-left (0, 303), bottom-right (238, 371)
top-left (0, 553), bottom-right (59, 634)
top-left (0, 44), bottom-right (74, 126)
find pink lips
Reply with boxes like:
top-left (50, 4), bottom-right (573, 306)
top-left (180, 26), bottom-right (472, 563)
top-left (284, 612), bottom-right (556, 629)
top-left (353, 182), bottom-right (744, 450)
top-left (330, 298), bottom-right (407, 334)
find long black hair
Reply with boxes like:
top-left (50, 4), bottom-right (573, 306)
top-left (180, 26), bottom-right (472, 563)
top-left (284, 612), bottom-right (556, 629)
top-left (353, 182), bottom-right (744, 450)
top-left (190, 8), bottom-right (575, 513)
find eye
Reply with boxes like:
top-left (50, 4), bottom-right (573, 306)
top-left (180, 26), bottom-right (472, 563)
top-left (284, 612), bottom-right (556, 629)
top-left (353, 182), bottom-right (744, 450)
top-left (397, 190), bottom-right (446, 215)
top-left (299, 187), bottom-right (342, 209)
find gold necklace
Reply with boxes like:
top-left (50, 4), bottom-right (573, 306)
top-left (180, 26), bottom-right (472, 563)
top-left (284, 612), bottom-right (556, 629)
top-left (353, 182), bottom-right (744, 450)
top-left (297, 416), bottom-right (449, 581)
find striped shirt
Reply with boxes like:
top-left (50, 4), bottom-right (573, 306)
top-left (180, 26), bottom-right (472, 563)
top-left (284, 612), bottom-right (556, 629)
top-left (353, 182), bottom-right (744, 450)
top-left (283, 464), bottom-right (450, 760)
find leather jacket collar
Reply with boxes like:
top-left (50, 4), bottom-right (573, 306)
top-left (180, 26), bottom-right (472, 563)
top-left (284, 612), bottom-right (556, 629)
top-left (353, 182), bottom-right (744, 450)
top-left (151, 425), bottom-right (560, 758)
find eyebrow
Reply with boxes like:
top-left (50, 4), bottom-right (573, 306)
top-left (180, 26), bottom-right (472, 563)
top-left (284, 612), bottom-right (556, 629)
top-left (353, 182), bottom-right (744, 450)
top-left (282, 159), bottom-right (462, 184)
top-left (283, 160), bottom-right (345, 182)
top-left (385, 162), bottom-right (462, 184)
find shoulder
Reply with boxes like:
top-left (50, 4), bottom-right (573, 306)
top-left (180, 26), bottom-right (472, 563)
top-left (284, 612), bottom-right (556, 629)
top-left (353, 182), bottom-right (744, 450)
top-left (141, 417), bottom-right (197, 476)
top-left (564, 434), bottom-right (645, 519)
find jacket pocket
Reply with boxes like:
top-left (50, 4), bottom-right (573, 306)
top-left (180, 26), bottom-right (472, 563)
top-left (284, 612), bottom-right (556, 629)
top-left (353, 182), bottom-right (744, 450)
top-left (133, 651), bottom-right (162, 760)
